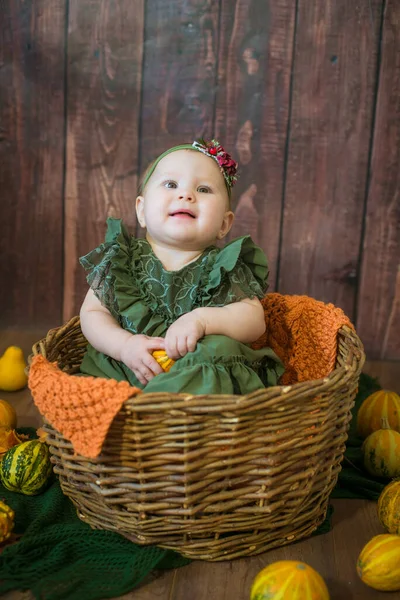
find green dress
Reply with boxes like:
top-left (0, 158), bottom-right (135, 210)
top-left (79, 218), bottom-right (284, 394)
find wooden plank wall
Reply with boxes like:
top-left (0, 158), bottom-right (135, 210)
top-left (357, 0), bottom-right (400, 360)
top-left (279, 0), bottom-right (381, 321)
top-left (63, 0), bottom-right (144, 319)
top-left (1, 0), bottom-right (399, 360)
top-left (0, 1), bottom-right (66, 326)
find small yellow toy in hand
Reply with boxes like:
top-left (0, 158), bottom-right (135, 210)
top-left (0, 346), bottom-right (28, 392)
top-left (152, 350), bottom-right (175, 373)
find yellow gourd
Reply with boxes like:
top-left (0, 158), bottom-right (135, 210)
top-left (362, 418), bottom-right (400, 478)
top-left (0, 346), bottom-right (28, 392)
top-left (250, 560), bottom-right (330, 600)
top-left (357, 534), bottom-right (400, 591)
top-left (0, 499), bottom-right (14, 543)
top-left (0, 399), bottom-right (17, 429)
top-left (357, 390), bottom-right (400, 439)
top-left (152, 350), bottom-right (175, 373)
top-left (377, 479), bottom-right (400, 534)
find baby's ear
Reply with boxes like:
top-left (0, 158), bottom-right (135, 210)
top-left (217, 210), bottom-right (234, 239)
top-left (135, 196), bottom-right (146, 228)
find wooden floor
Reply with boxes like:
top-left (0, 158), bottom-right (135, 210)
top-left (1, 329), bottom-right (399, 600)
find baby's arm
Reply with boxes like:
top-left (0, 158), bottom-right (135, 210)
top-left (195, 297), bottom-right (266, 342)
top-left (80, 289), bottom-right (165, 384)
top-left (164, 297), bottom-right (265, 359)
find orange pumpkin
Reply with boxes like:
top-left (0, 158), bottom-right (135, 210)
top-left (378, 479), bottom-right (400, 534)
top-left (0, 399), bottom-right (17, 429)
top-left (0, 427), bottom-right (23, 457)
top-left (362, 418), bottom-right (400, 478)
top-left (357, 534), bottom-right (400, 591)
top-left (250, 560), bottom-right (330, 600)
top-left (152, 350), bottom-right (175, 373)
top-left (357, 390), bottom-right (400, 439)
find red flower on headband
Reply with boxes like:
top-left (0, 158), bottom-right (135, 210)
top-left (192, 138), bottom-right (238, 188)
top-left (217, 155), bottom-right (238, 176)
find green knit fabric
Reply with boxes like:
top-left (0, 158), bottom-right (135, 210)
top-left (0, 373), bottom-right (386, 599)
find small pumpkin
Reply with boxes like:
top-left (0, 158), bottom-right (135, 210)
top-left (377, 479), bottom-right (400, 534)
top-left (250, 560), bottom-right (330, 600)
top-left (0, 499), bottom-right (14, 543)
top-left (357, 534), bottom-right (400, 591)
top-left (357, 390), bottom-right (400, 439)
top-left (362, 418), bottom-right (400, 478)
top-left (152, 350), bottom-right (175, 373)
top-left (0, 439), bottom-right (52, 495)
top-left (0, 399), bottom-right (17, 429)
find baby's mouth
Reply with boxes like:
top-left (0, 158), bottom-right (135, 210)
top-left (169, 210), bottom-right (196, 218)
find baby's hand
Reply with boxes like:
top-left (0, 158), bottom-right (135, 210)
top-left (165, 312), bottom-right (206, 359)
top-left (120, 334), bottom-right (166, 385)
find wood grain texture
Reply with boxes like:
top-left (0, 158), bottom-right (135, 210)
top-left (123, 570), bottom-right (175, 599)
top-left (0, 1), bottom-right (66, 328)
top-left (363, 359), bottom-right (400, 390)
top-left (138, 0), bottom-right (220, 203)
top-left (63, 0), bottom-right (144, 320)
top-left (278, 0), bottom-right (382, 320)
top-left (357, 0), bottom-right (400, 360)
top-left (215, 0), bottom-right (296, 290)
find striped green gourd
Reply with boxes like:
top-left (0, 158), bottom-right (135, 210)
top-left (0, 440), bottom-right (52, 495)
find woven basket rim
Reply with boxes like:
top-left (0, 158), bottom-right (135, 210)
top-left (29, 317), bottom-right (363, 412)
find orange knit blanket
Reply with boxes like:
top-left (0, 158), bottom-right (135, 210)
top-left (29, 357), bottom-right (140, 458)
top-left (29, 293), bottom-right (353, 458)
top-left (252, 293), bottom-right (353, 385)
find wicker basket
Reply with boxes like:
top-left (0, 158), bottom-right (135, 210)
top-left (31, 303), bottom-right (365, 561)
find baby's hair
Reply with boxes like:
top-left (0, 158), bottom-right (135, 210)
top-left (137, 147), bottom-right (233, 208)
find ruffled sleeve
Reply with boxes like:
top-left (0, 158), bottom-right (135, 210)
top-left (202, 236), bottom-right (269, 307)
top-left (79, 218), bottom-right (135, 321)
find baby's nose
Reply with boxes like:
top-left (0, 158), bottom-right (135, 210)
top-left (178, 190), bottom-right (194, 201)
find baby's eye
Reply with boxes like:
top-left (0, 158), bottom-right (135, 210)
top-left (164, 180), bottom-right (177, 189)
top-left (197, 185), bottom-right (211, 193)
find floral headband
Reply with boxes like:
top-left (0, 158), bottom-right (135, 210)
top-left (191, 139), bottom-right (238, 189)
top-left (141, 138), bottom-right (238, 197)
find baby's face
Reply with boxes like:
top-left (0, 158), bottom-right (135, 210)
top-left (136, 150), bottom-right (234, 251)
